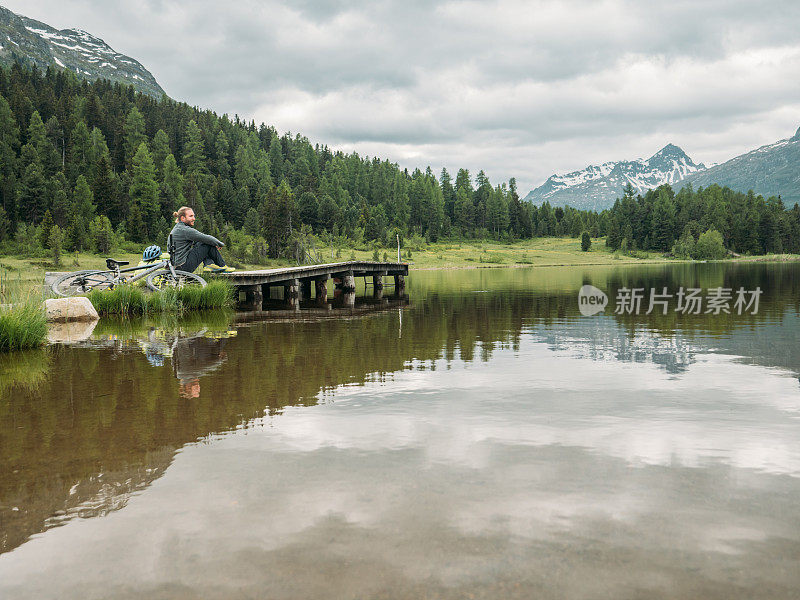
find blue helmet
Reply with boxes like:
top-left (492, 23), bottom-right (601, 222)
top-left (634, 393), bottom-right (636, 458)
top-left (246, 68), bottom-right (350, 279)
top-left (142, 245), bottom-right (162, 262)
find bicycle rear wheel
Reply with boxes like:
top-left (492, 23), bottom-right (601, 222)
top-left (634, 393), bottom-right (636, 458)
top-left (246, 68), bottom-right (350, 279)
top-left (145, 270), bottom-right (207, 291)
top-left (51, 270), bottom-right (116, 297)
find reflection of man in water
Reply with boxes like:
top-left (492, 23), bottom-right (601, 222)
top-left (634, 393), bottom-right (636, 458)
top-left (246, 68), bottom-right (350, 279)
top-left (172, 335), bottom-right (228, 399)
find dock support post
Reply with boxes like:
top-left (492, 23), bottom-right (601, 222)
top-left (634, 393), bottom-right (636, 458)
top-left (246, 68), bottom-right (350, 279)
top-left (283, 278), bottom-right (300, 299)
top-left (394, 274), bottom-right (405, 295)
top-left (341, 270), bottom-right (356, 292)
top-left (315, 277), bottom-right (328, 306)
top-left (373, 271), bottom-right (386, 299)
top-left (300, 279), bottom-right (312, 300)
top-left (238, 284), bottom-right (263, 306)
top-left (283, 278), bottom-right (300, 309)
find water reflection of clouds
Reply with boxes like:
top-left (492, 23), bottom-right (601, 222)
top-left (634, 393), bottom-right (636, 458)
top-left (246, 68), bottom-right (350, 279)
top-left (262, 339), bottom-right (800, 477)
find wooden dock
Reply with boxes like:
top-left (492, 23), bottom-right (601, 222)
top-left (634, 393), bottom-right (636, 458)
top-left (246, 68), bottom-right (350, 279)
top-left (219, 261), bottom-right (408, 306)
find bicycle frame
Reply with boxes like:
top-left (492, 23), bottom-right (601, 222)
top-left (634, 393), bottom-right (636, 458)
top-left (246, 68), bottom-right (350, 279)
top-left (109, 259), bottom-right (179, 285)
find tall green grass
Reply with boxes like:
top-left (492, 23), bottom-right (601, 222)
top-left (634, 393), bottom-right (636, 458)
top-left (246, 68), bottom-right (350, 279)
top-left (87, 280), bottom-right (234, 316)
top-left (0, 301), bottom-right (48, 352)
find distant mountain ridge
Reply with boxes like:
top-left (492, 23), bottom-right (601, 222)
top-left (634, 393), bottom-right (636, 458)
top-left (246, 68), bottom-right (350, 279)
top-left (678, 128), bottom-right (800, 205)
top-left (0, 4), bottom-right (165, 98)
top-left (524, 144), bottom-right (706, 211)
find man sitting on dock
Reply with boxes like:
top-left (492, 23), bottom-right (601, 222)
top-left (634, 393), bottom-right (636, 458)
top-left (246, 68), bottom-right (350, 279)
top-left (168, 206), bottom-right (235, 273)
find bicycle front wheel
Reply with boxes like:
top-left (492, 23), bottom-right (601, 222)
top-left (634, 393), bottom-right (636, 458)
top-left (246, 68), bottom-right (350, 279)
top-left (51, 270), bottom-right (116, 297)
top-left (145, 270), bottom-right (207, 291)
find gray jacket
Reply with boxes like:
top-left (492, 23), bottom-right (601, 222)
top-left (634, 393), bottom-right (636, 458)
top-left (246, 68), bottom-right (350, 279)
top-left (168, 221), bottom-right (224, 267)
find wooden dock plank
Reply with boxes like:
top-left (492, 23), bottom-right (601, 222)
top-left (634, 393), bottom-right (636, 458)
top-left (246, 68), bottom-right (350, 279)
top-left (220, 261), bottom-right (407, 286)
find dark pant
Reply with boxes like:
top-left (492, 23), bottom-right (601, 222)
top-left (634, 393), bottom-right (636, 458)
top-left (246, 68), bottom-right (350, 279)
top-left (178, 243), bottom-right (226, 273)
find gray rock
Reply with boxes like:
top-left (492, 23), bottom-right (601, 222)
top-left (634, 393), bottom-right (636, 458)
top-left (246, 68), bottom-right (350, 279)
top-left (43, 297), bottom-right (99, 323)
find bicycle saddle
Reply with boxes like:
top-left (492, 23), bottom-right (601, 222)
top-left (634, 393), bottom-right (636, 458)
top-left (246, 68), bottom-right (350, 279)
top-left (106, 258), bottom-right (130, 269)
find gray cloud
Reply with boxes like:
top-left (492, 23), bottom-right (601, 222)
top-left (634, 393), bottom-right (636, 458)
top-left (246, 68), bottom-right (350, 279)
top-left (4, 0), bottom-right (800, 192)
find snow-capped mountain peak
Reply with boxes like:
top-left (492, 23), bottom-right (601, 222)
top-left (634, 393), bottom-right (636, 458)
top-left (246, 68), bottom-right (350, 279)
top-left (679, 126), bottom-right (800, 204)
top-left (523, 144), bottom-right (706, 211)
top-left (0, 5), bottom-right (165, 98)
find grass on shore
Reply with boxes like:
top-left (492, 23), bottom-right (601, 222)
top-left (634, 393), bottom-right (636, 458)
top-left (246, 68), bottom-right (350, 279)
top-left (0, 300), bottom-right (47, 352)
top-left (361, 237), bottom-right (665, 268)
top-left (87, 279), bottom-right (235, 316)
top-left (308, 237), bottom-right (800, 268)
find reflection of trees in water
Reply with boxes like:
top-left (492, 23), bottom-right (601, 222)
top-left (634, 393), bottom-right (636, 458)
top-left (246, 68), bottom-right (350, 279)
top-left (536, 321), bottom-right (698, 375)
top-left (418, 262), bottom-right (799, 375)
top-left (1, 263), bottom-right (798, 554)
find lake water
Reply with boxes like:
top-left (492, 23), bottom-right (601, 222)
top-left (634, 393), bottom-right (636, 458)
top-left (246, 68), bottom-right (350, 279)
top-left (1, 263), bottom-right (799, 599)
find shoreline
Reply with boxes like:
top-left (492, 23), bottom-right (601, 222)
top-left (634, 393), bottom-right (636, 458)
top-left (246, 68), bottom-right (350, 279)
top-left (411, 254), bottom-right (800, 271)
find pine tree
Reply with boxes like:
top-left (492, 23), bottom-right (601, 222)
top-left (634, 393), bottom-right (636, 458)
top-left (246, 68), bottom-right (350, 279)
top-left (317, 194), bottom-right (338, 233)
top-left (48, 224), bottom-right (63, 267)
top-left (123, 106), bottom-right (146, 167)
top-left (92, 155), bottom-right (118, 220)
top-left (48, 173), bottom-right (70, 227)
top-left (39, 209), bottom-right (54, 248)
top-left (183, 120), bottom-right (207, 176)
top-left (0, 205), bottom-right (10, 242)
top-left (423, 178), bottom-right (446, 242)
top-left (26, 111), bottom-right (51, 163)
top-left (16, 143), bottom-right (47, 223)
top-left (151, 129), bottom-right (170, 177)
top-left (455, 168), bottom-right (473, 194)
top-left (128, 143), bottom-right (160, 241)
top-left (72, 175), bottom-right (97, 223)
top-left (268, 136), bottom-right (283, 182)
top-left (455, 186), bottom-right (473, 234)
top-left (440, 167), bottom-right (456, 222)
top-left (0, 95), bottom-right (19, 220)
top-left (650, 193), bottom-right (676, 251)
top-left (606, 216), bottom-right (621, 250)
top-left (298, 191), bottom-right (318, 229)
top-left (86, 93), bottom-right (104, 130)
top-left (581, 231), bottom-right (591, 251)
top-left (89, 127), bottom-right (109, 166)
top-left (161, 153), bottom-right (185, 212)
top-left (233, 144), bottom-right (256, 195)
top-left (69, 120), bottom-right (92, 182)
top-left (214, 129), bottom-right (231, 179)
top-left (230, 187), bottom-right (250, 229)
top-left (255, 149), bottom-right (272, 190)
top-left (68, 175), bottom-right (97, 250)
top-left (91, 215), bottom-right (114, 254)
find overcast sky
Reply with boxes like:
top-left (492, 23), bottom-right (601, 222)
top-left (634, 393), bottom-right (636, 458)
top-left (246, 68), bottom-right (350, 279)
top-left (5, 0), bottom-right (800, 192)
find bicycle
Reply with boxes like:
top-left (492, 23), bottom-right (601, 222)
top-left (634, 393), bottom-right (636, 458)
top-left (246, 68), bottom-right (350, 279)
top-left (51, 256), bottom-right (207, 297)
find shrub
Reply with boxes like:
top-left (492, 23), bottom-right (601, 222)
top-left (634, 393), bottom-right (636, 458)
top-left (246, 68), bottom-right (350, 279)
top-left (672, 230), bottom-right (696, 259)
top-left (694, 229), bottom-right (726, 260)
top-left (48, 225), bottom-right (64, 267)
top-left (580, 231), bottom-right (591, 252)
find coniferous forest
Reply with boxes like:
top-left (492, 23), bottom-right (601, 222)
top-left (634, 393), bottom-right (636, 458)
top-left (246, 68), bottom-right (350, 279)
top-left (0, 61), bottom-right (799, 265)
